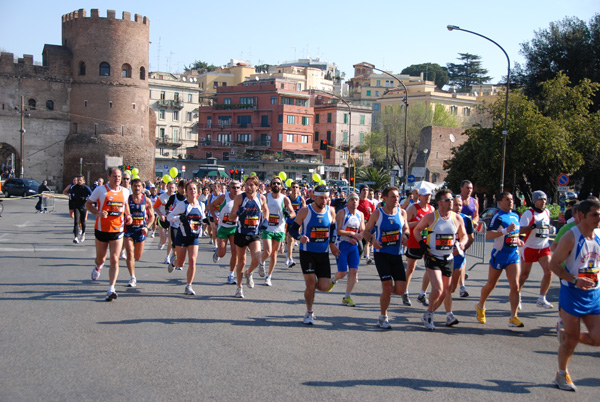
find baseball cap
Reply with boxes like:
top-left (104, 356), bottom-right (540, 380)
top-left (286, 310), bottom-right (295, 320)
top-left (418, 187), bottom-right (432, 196)
top-left (348, 193), bottom-right (359, 200)
top-left (532, 190), bottom-right (547, 203)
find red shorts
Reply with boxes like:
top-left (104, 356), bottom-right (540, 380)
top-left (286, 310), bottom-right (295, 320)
top-left (521, 246), bottom-right (551, 263)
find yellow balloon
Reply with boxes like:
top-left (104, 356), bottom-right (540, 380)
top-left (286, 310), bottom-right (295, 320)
top-left (320, 180), bottom-right (326, 186)
top-left (312, 173), bottom-right (321, 182)
top-left (278, 171), bottom-right (287, 181)
top-left (124, 170), bottom-right (132, 176)
top-left (285, 178), bottom-right (293, 187)
top-left (250, 172), bottom-right (257, 177)
top-left (243, 174), bottom-right (248, 180)
top-left (170, 167), bottom-right (178, 178)
top-left (131, 168), bottom-right (139, 176)
top-left (162, 174), bottom-right (172, 184)
top-left (132, 174), bottom-right (140, 180)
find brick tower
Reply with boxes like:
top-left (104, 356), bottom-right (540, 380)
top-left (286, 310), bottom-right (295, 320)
top-left (62, 9), bottom-right (154, 183)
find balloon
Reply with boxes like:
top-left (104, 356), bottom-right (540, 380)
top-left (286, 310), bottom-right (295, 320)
top-left (124, 170), bottom-right (132, 176)
top-left (131, 168), bottom-right (139, 176)
top-left (243, 174), bottom-right (248, 180)
top-left (285, 178), bottom-right (293, 187)
top-left (250, 172), bottom-right (257, 177)
top-left (132, 174), bottom-right (140, 180)
top-left (278, 171), bottom-right (287, 181)
top-left (312, 173), bottom-right (321, 182)
top-left (162, 174), bottom-right (172, 184)
top-left (320, 180), bottom-right (326, 186)
top-left (170, 167), bottom-right (178, 178)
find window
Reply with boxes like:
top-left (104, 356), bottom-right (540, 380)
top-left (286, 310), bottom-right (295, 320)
top-left (278, 114), bottom-right (283, 124)
top-left (173, 111), bottom-right (179, 121)
top-left (237, 133), bottom-right (251, 143)
top-left (174, 92), bottom-right (180, 102)
top-left (237, 115), bottom-right (252, 127)
top-left (218, 116), bottom-right (232, 127)
top-left (464, 107), bottom-right (471, 116)
top-left (327, 113), bottom-right (332, 123)
top-left (295, 98), bottom-right (308, 107)
top-left (46, 100), bottom-right (54, 111)
top-left (360, 132), bottom-right (365, 145)
top-left (139, 67), bottom-right (145, 80)
top-left (109, 101), bottom-right (113, 109)
top-left (28, 99), bottom-right (36, 110)
top-left (278, 133), bottom-right (282, 142)
top-left (297, 83), bottom-right (302, 91)
top-left (373, 103), bottom-right (380, 111)
top-left (206, 152), bottom-right (212, 158)
top-left (187, 129), bottom-right (192, 140)
top-left (375, 90), bottom-right (379, 97)
top-left (206, 117), bottom-right (212, 128)
top-left (301, 135), bottom-right (309, 144)
top-left (360, 115), bottom-right (365, 125)
top-left (342, 131), bottom-right (348, 145)
top-left (315, 113), bottom-right (320, 123)
top-left (159, 110), bottom-right (165, 120)
top-left (302, 116), bottom-right (310, 126)
top-left (217, 133), bottom-right (231, 144)
top-left (188, 94), bottom-right (193, 103)
top-left (187, 112), bottom-right (192, 122)
top-left (84, 100), bottom-right (88, 108)
top-left (270, 96), bottom-right (277, 104)
top-left (450, 105), bottom-right (458, 115)
top-left (366, 90), bottom-right (371, 96)
top-left (159, 127), bottom-right (165, 139)
top-left (344, 114), bottom-right (348, 124)
top-left (99, 62), bottom-right (110, 76)
top-left (261, 115), bottom-right (269, 127)
top-left (281, 97), bottom-right (294, 105)
top-left (287, 115), bottom-right (295, 124)
top-left (223, 98), bottom-right (231, 105)
top-left (240, 97), bottom-right (254, 105)
top-left (376, 80), bottom-right (381, 87)
top-left (286, 134), bottom-right (294, 143)
top-left (315, 131), bottom-right (319, 141)
top-left (160, 91), bottom-right (166, 100)
top-left (327, 131), bottom-right (331, 141)
top-left (121, 63), bottom-right (132, 78)
top-left (79, 61), bottom-right (86, 76)
top-left (132, 103), bottom-right (136, 110)
top-left (326, 150), bottom-right (331, 159)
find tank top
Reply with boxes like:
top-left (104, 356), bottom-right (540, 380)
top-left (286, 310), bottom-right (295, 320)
top-left (237, 193), bottom-right (263, 235)
top-left (520, 208), bottom-right (551, 249)
top-left (426, 211), bottom-right (458, 260)
top-left (178, 200), bottom-right (205, 238)
top-left (287, 194), bottom-right (302, 224)
top-left (373, 207), bottom-right (404, 255)
top-left (339, 207), bottom-right (362, 244)
top-left (217, 193), bottom-right (237, 230)
top-left (461, 197), bottom-right (477, 217)
top-left (92, 184), bottom-right (129, 233)
top-left (407, 203), bottom-right (434, 248)
top-left (167, 193), bottom-right (185, 229)
top-left (266, 193), bottom-right (286, 234)
top-left (561, 226), bottom-right (600, 289)
top-left (127, 194), bottom-right (147, 229)
top-left (300, 204), bottom-right (331, 253)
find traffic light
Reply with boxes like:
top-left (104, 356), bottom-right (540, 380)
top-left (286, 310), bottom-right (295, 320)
top-left (229, 169), bottom-right (234, 178)
top-left (349, 177), bottom-right (355, 185)
top-left (125, 165), bottom-right (133, 171)
top-left (235, 169), bottom-right (239, 179)
top-left (320, 140), bottom-right (328, 150)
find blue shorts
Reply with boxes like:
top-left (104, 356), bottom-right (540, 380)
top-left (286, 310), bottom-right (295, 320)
top-left (453, 254), bottom-right (465, 270)
top-left (489, 250), bottom-right (520, 270)
top-left (174, 231), bottom-right (200, 247)
top-left (337, 241), bottom-right (360, 272)
top-left (124, 228), bottom-right (146, 244)
top-left (559, 284), bottom-right (600, 317)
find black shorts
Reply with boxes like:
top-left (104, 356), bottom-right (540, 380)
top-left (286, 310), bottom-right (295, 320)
top-left (374, 252), bottom-right (406, 282)
top-left (170, 226), bottom-right (178, 245)
top-left (234, 232), bottom-right (260, 248)
top-left (406, 247), bottom-right (425, 260)
top-left (300, 250), bottom-right (331, 278)
top-left (68, 200), bottom-right (74, 210)
top-left (95, 229), bottom-right (124, 243)
top-left (424, 255), bottom-right (453, 277)
top-left (158, 218), bottom-right (170, 229)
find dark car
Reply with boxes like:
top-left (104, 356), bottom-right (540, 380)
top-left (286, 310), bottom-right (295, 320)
top-left (2, 178), bottom-right (41, 197)
top-left (479, 207), bottom-right (500, 229)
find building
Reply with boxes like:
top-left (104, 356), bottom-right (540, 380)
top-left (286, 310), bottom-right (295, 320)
top-left (410, 126), bottom-right (468, 183)
top-left (0, 8), bottom-right (154, 188)
top-left (196, 60), bottom-right (255, 105)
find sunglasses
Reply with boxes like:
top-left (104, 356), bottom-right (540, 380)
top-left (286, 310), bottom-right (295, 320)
top-left (271, 182), bottom-right (282, 186)
top-left (231, 186), bottom-right (240, 189)
top-left (123, 178), bottom-right (131, 180)
top-left (442, 198), bottom-right (453, 202)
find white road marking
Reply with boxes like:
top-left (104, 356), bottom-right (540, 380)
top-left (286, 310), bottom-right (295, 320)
top-left (15, 221), bottom-right (30, 228)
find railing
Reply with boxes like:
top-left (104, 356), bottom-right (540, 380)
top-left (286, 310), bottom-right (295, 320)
top-left (156, 99), bottom-right (184, 109)
top-left (156, 136), bottom-right (184, 146)
top-left (214, 103), bottom-right (256, 110)
top-left (198, 122), bottom-right (271, 129)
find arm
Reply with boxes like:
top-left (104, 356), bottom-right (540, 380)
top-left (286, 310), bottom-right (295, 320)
top-left (329, 207), bottom-right (340, 257)
top-left (413, 213), bottom-right (434, 244)
top-left (405, 204), bottom-right (419, 228)
top-left (519, 210), bottom-right (535, 234)
top-left (261, 195), bottom-right (269, 221)
top-left (143, 197), bottom-right (155, 234)
top-left (284, 197), bottom-right (296, 220)
top-left (400, 209), bottom-right (410, 247)
top-left (336, 209), bottom-right (356, 241)
top-left (209, 194), bottom-right (225, 224)
top-left (472, 198), bottom-right (480, 225)
top-left (228, 194), bottom-right (243, 223)
top-left (454, 214), bottom-right (468, 250)
top-left (167, 202), bottom-right (186, 224)
top-left (290, 207), bottom-right (309, 244)
top-left (361, 209), bottom-right (380, 244)
top-left (549, 230), bottom-right (595, 290)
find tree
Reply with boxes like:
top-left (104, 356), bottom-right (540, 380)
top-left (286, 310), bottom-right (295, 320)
top-left (185, 60), bottom-right (218, 72)
top-left (446, 53), bottom-right (492, 93)
top-left (355, 166), bottom-right (390, 190)
top-left (401, 63), bottom-right (449, 89)
top-left (519, 14), bottom-right (600, 107)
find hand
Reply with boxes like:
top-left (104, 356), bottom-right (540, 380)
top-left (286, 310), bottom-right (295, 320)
top-left (300, 235), bottom-right (309, 244)
top-left (507, 223), bottom-right (517, 233)
top-left (125, 215), bottom-right (133, 225)
top-left (576, 277), bottom-right (596, 290)
top-left (101, 211), bottom-right (108, 219)
top-left (141, 227), bottom-right (148, 235)
top-left (372, 239), bottom-right (382, 249)
top-left (330, 243), bottom-right (340, 257)
top-left (354, 232), bottom-right (363, 242)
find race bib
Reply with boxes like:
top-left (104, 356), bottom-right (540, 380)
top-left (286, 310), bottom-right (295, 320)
top-left (579, 263), bottom-right (599, 285)
top-left (309, 227), bottom-right (329, 243)
top-left (243, 216), bottom-right (259, 229)
top-left (381, 230), bottom-right (400, 247)
top-left (505, 233), bottom-right (519, 248)
top-left (436, 234), bottom-right (454, 250)
top-left (535, 225), bottom-right (549, 238)
top-left (268, 214), bottom-right (280, 226)
top-left (106, 201), bottom-right (123, 217)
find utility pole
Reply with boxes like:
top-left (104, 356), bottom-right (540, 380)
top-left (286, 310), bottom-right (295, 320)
top-left (20, 96), bottom-right (25, 178)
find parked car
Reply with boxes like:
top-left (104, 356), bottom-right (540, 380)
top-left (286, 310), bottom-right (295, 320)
top-left (479, 207), bottom-right (500, 229)
top-left (2, 178), bottom-right (41, 197)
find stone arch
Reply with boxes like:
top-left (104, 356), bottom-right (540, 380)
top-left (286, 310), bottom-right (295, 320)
top-left (121, 63), bottom-right (132, 78)
top-left (0, 143), bottom-right (20, 178)
top-left (99, 62), bottom-right (110, 76)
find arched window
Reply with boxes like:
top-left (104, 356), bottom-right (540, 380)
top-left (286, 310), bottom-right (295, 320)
top-left (121, 63), bottom-right (132, 78)
top-left (99, 62), bottom-right (110, 76)
top-left (139, 66), bottom-right (146, 80)
top-left (46, 100), bottom-right (54, 111)
top-left (79, 61), bottom-right (86, 76)
top-left (28, 99), bottom-right (36, 110)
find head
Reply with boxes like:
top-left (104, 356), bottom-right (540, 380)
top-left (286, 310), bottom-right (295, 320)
top-left (497, 191), bottom-right (514, 212)
top-left (245, 175), bottom-right (260, 193)
top-left (270, 177), bottom-right (283, 194)
top-left (418, 187), bottom-right (432, 204)
top-left (75, 175), bottom-right (84, 185)
top-left (131, 178), bottom-right (143, 194)
top-left (150, 186), bottom-right (158, 196)
top-left (290, 181), bottom-right (301, 195)
top-left (185, 181), bottom-right (198, 199)
top-left (460, 180), bottom-right (473, 197)
top-left (532, 190), bottom-right (547, 209)
top-left (382, 186), bottom-right (400, 207)
top-left (359, 185), bottom-right (369, 200)
top-left (374, 190), bottom-right (381, 200)
top-left (435, 189), bottom-right (454, 212)
top-left (313, 185), bottom-right (330, 208)
top-left (368, 188), bottom-right (375, 199)
top-left (202, 186), bottom-right (210, 196)
top-left (577, 199), bottom-right (600, 229)
top-left (229, 180), bottom-right (241, 196)
top-left (453, 195), bottom-right (463, 213)
top-left (411, 189), bottom-right (419, 198)
top-left (347, 193), bottom-right (359, 210)
top-left (107, 167), bottom-right (122, 187)
top-left (177, 179), bottom-right (186, 195)
top-left (166, 181), bottom-right (176, 194)
top-left (122, 172), bottom-right (131, 188)
top-left (97, 178), bottom-right (104, 185)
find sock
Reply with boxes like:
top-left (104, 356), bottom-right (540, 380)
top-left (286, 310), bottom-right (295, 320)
top-left (108, 285), bottom-right (115, 293)
top-left (404, 291), bottom-right (409, 295)
top-left (96, 264), bottom-right (104, 271)
top-left (420, 290), bottom-right (426, 296)
top-left (266, 274), bottom-right (271, 279)
top-left (131, 275), bottom-right (136, 280)
top-left (558, 369), bottom-right (567, 375)
top-left (345, 293), bottom-right (350, 298)
top-left (446, 312), bottom-right (452, 318)
top-left (538, 295), bottom-right (545, 300)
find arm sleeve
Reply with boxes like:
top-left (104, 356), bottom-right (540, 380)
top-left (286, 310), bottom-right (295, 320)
top-left (289, 221), bottom-right (301, 240)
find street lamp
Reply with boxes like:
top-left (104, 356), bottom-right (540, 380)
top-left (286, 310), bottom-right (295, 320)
top-left (447, 25), bottom-right (510, 193)
top-left (369, 66), bottom-right (408, 192)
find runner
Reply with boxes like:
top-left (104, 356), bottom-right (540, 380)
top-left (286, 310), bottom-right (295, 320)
top-left (518, 190), bottom-right (554, 309)
top-left (148, 186), bottom-right (159, 238)
top-left (288, 185), bottom-right (338, 324)
top-left (86, 168), bottom-right (132, 301)
top-left (259, 177), bottom-right (296, 286)
top-left (331, 193), bottom-right (364, 307)
top-left (119, 172), bottom-right (132, 259)
top-left (62, 177), bottom-right (77, 218)
top-left (548, 199), bottom-right (600, 392)
top-left (122, 178), bottom-right (154, 288)
top-left (165, 180), bottom-right (186, 271)
top-left (414, 189), bottom-right (468, 330)
top-left (476, 192), bottom-right (525, 327)
top-left (404, 187), bottom-right (435, 307)
top-left (285, 182), bottom-right (306, 268)
top-left (228, 175), bottom-right (269, 299)
top-left (362, 186), bottom-right (410, 329)
top-left (459, 180), bottom-right (479, 297)
top-left (210, 180), bottom-right (242, 285)
top-left (358, 185), bottom-right (375, 265)
top-left (167, 182), bottom-right (205, 295)
top-left (154, 181), bottom-right (175, 259)
top-left (70, 175), bottom-right (92, 244)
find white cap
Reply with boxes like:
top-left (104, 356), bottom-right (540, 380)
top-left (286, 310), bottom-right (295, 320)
top-left (418, 187), bottom-right (432, 196)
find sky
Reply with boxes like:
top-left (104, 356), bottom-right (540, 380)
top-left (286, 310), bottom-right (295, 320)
top-left (1, 0), bottom-right (597, 84)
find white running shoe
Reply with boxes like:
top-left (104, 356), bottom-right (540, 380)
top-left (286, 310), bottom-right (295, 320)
top-left (167, 261), bottom-right (175, 273)
top-left (212, 252), bottom-right (220, 264)
top-left (159, 243), bottom-right (166, 250)
top-left (303, 311), bottom-right (315, 325)
top-left (536, 297), bottom-right (554, 309)
top-left (120, 250), bottom-right (126, 260)
top-left (227, 274), bottom-right (237, 285)
top-left (245, 271), bottom-right (254, 288)
top-left (91, 266), bottom-right (102, 280)
top-left (377, 315), bottom-right (391, 329)
top-left (287, 259), bottom-right (296, 268)
top-left (73, 236), bottom-right (79, 244)
top-left (150, 231), bottom-right (155, 238)
top-left (235, 287), bottom-right (244, 298)
top-left (80, 234), bottom-right (85, 243)
top-left (127, 277), bottom-right (137, 287)
top-left (184, 284), bottom-right (195, 295)
top-left (105, 291), bottom-right (118, 302)
top-left (422, 311), bottom-right (435, 330)
top-left (265, 276), bottom-right (272, 286)
top-left (258, 261), bottom-right (266, 277)
top-left (163, 255), bottom-right (171, 265)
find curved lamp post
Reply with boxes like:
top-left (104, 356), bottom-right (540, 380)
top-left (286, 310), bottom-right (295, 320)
top-left (447, 25), bottom-right (510, 193)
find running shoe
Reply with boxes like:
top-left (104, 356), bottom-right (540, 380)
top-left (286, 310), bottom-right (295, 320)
top-left (175, 266), bottom-right (183, 271)
top-left (265, 276), bottom-right (272, 287)
top-left (342, 296), bottom-right (356, 307)
top-left (536, 297), bottom-right (554, 309)
top-left (258, 261), bottom-right (266, 277)
top-left (417, 293), bottom-right (429, 306)
top-left (80, 234), bottom-right (85, 243)
top-left (287, 259), bottom-right (296, 268)
top-left (159, 243), bottom-right (166, 250)
top-left (446, 312), bottom-right (459, 327)
top-left (518, 292), bottom-right (522, 310)
top-left (476, 303), bottom-right (486, 324)
top-left (212, 252), bottom-right (220, 264)
top-left (465, 272), bottom-right (469, 280)
top-left (366, 256), bottom-right (374, 265)
top-left (163, 255), bottom-right (171, 264)
top-left (91, 266), bottom-right (103, 281)
top-left (402, 293), bottom-right (412, 306)
top-left (73, 236), bottom-right (79, 244)
top-left (235, 287), bottom-right (244, 298)
top-left (227, 274), bottom-right (237, 285)
top-left (150, 231), bottom-right (155, 238)
top-left (303, 311), bottom-right (315, 325)
top-left (553, 371), bottom-right (577, 392)
top-left (377, 315), bottom-right (391, 329)
top-left (459, 285), bottom-right (469, 298)
top-left (245, 271), bottom-right (254, 288)
top-left (327, 280), bottom-right (335, 293)
top-left (127, 277), bottom-right (137, 288)
top-left (184, 284), bottom-right (196, 295)
top-left (167, 261), bottom-right (175, 273)
top-left (105, 291), bottom-right (118, 301)
top-left (509, 316), bottom-right (524, 328)
top-left (421, 311), bottom-right (435, 330)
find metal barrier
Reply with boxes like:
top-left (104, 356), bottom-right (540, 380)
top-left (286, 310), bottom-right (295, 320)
top-left (466, 221), bottom-right (487, 271)
top-left (42, 191), bottom-right (55, 213)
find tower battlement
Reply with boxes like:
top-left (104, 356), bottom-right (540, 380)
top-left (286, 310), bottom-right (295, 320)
top-left (62, 9), bottom-right (149, 26)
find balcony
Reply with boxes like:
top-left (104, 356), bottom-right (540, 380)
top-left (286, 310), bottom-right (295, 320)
top-left (214, 103), bottom-right (256, 110)
top-left (157, 99), bottom-right (184, 109)
top-left (156, 135), bottom-right (184, 147)
top-left (198, 122), bottom-right (271, 130)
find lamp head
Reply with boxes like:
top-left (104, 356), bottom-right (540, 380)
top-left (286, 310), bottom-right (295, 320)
top-left (447, 25), bottom-right (460, 31)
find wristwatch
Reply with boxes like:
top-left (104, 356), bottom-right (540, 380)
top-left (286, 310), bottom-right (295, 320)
top-left (571, 276), bottom-right (578, 286)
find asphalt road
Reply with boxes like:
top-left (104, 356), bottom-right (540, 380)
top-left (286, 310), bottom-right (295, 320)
top-left (1, 197), bottom-right (598, 401)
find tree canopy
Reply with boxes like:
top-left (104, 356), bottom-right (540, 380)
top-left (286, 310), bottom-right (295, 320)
top-left (401, 63), bottom-right (449, 89)
top-left (185, 60), bottom-right (218, 72)
top-left (355, 167), bottom-right (391, 190)
top-left (446, 53), bottom-right (491, 93)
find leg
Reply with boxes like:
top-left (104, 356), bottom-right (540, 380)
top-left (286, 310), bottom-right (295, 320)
top-left (186, 245), bottom-right (199, 284)
top-left (228, 236), bottom-right (237, 274)
top-left (134, 239), bottom-right (145, 261)
top-left (261, 238), bottom-right (272, 265)
top-left (538, 255), bottom-right (553, 296)
top-left (558, 310), bottom-right (581, 371)
top-left (346, 268), bottom-right (358, 294)
top-left (380, 280), bottom-right (393, 316)
top-left (245, 240), bottom-right (262, 275)
top-left (268, 240), bottom-right (281, 276)
top-left (124, 237), bottom-right (135, 276)
top-left (579, 313), bottom-right (600, 346)
top-left (427, 268), bottom-right (449, 312)
top-left (478, 266), bottom-right (503, 308)
top-left (217, 237), bottom-right (228, 258)
top-left (80, 210), bottom-right (87, 235)
top-left (404, 257), bottom-right (418, 292)
top-left (444, 268), bottom-right (462, 313)
top-left (174, 245), bottom-right (187, 268)
top-left (303, 273), bottom-right (317, 311)
top-left (235, 245), bottom-right (247, 286)
top-left (94, 239), bottom-right (109, 267)
top-left (73, 208), bottom-right (80, 237)
top-left (107, 238), bottom-right (123, 287)
top-left (519, 261), bottom-right (533, 289)
top-left (504, 263), bottom-right (522, 317)
top-left (421, 269), bottom-right (430, 293)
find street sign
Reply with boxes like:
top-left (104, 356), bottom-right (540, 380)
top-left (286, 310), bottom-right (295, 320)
top-left (181, 165), bottom-right (186, 172)
top-left (557, 174), bottom-right (569, 186)
top-left (164, 165), bottom-right (169, 170)
top-left (407, 175), bottom-right (415, 183)
top-left (558, 185), bottom-right (569, 192)
top-left (390, 171), bottom-right (397, 177)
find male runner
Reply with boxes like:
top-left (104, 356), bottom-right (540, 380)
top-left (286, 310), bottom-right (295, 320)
top-left (165, 180), bottom-right (186, 271)
top-left (70, 175), bottom-right (92, 243)
top-left (285, 182), bottom-right (306, 268)
top-left (86, 168), bottom-right (132, 301)
top-left (358, 185), bottom-right (375, 265)
top-left (459, 180), bottom-right (479, 297)
top-left (154, 181), bottom-right (175, 258)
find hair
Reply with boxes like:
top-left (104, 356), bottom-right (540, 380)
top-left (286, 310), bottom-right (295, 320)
top-left (460, 180), bottom-right (473, 188)
top-left (177, 179), bottom-right (186, 188)
top-left (245, 175), bottom-right (259, 186)
top-left (382, 186), bottom-right (399, 197)
top-left (75, 174), bottom-right (84, 180)
top-left (435, 188), bottom-right (453, 202)
top-left (131, 178), bottom-right (143, 186)
top-left (496, 191), bottom-right (512, 202)
top-left (185, 182), bottom-right (197, 192)
top-left (290, 181), bottom-right (299, 187)
top-left (107, 167), bottom-right (121, 177)
top-left (314, 185), bottom-right (329, 194)
top-left (578, 199), bottom-right (600, 216)
top-left (271, 176), bottom-right (282, 185)
top-left (572, 202), bottom-right (580, 214)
